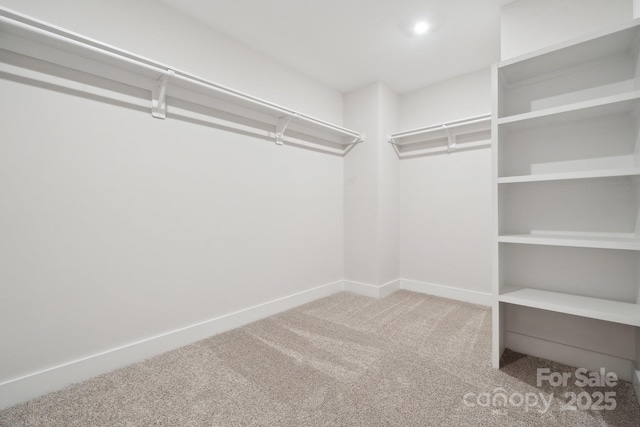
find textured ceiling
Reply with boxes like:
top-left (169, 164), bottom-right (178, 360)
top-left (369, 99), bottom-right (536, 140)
top-left (158, 0), bottom-right (512, 94)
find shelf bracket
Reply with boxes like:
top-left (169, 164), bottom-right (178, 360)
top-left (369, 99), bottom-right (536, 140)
top-left (152, 69), bottom-right (174, 119)
top-left (445, 126), bottom-right (456, 153)
top-left (275, 113), bottom-right (298, 145)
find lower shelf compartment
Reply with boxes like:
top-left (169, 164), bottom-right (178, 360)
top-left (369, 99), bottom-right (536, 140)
top-left (498, 233), bottom-right (640, 250)
top-left (499, 287), bottom-right (640, 326)
top-left (497, 167), bottom-right (640, 184)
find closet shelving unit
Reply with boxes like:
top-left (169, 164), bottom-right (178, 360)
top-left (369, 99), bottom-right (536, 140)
top-left (388, 113), bottom-right (491, 157)
top-left (0, 7), bottom-right (364, 152)
top-left (493, 18), bottom-right (640, 378)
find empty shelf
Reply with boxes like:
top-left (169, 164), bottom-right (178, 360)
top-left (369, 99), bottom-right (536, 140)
top-left (497, 91), bottom-right (640, 126)
top-left (497, 168), bottom-right (640, 183)
top-left (499, 287), bottom-right (640, 326)
top-left (498, 19), bottom-right (640, 85)
top-left (498, 233), bottom-right (640, 250)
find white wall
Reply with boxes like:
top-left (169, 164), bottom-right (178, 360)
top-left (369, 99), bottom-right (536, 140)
top-left (377, 85), bottom-right (400, 285)
top-left (398, 69), bottom-right (493, 295)
top-left (0, 0), bottom-right (345, 405)
top-left (344, 84), bottom-right (381, 286)
top-left (501, 0), bottom-right (632, 60)
top-left (399, 69), bottom-right (492, 130)
top-left (343, 83), bottom-right (399, 287)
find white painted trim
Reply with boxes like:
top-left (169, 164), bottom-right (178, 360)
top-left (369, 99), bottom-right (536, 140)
top-left (505, 331), bottom-right (634, 382)
top-left (378, 280), bottom-right (401, 298)
top-left (633, 368), bottom-right (640, 407)
top-left (343, 279), bottom-right (401, 298)
top-left (0, 280), bottom-right (344, 411)
top-left (400, 279), bottom-right (492, 307)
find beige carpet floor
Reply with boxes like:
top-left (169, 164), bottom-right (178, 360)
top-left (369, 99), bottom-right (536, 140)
top-left (1, 290), bottom-right (639, 426)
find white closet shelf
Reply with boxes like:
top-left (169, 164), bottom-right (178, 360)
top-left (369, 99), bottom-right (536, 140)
top-left (0, 7), bottom-right (364, 149)
top-left (497, 91), bottom-right (640, 126)
top-left (498, 233), bottom-right (640, 250)
top-left (498, 18), bottom-right (640, 86)
top-left (388, 114), bottom-right (491, 154)
top-left (499, 287), bottom-right (640, 327)
top-left (497, 167), bottom-right (640, 183)
top-left (497, 93), bottom-right (640, 132)
top-left (493, 12), bottom-right (640, 376)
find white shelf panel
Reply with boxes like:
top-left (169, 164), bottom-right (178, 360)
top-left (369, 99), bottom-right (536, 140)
top-left (499, 287), bottom-right (640, 327)
top-left (498, 168), bottom-right (640, 183)
top-left (497, 91), bottom-right (640, 127)
top-left (497, 93), bottom-right (640, 133)
top-left (498, 19), bottom-right (640, 85)
top-left (493, 12), bottom-right (640, 372)
top-left (498, 233), bottom-right (640, 250)
top-left (0, 7), bottom-right (364, 149)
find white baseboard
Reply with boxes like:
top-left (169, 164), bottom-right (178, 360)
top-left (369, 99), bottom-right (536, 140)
top-left (505, 331), bottom-right (634, 382)
top-left (343, 279), bottom-right (401, 298)
top-left (0, 280), bottom-right (344, 411)
top-left (0, 277), bottom-right (497, 410)
top-left (400, 279), bottom-right (492, 306)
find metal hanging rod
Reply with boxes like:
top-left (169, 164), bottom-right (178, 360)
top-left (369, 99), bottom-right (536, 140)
top-left (388, 113), bottom-right (491, 156)
top-left (0, 7), bottom-right (365, 147)
top-left (388, 113), bottom-right (491, 145)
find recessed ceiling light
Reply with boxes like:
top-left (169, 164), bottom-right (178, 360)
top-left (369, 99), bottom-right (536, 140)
top-left (413, 21), bottom-right (429, 35)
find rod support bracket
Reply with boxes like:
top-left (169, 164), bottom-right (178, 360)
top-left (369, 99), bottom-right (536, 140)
top-left (275, 113), bottom-right (298, 145)
top-left (152, 69), bottom-right (174, 119)
top-left (445, 126), bottom-right (456, 153)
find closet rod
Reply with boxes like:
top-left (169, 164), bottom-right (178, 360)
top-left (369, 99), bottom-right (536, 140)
top-left (0, 7), bottom-right (364, 144)
top-left (388, 113), bottom-right (491, 144)
top-left (172, 71), bottom-right (362, 140)
top-left (402, 140), bottom-right (491, 156)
